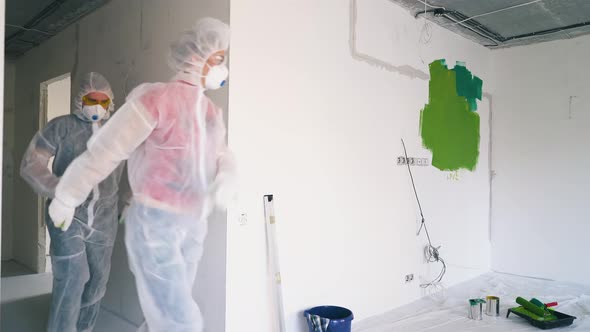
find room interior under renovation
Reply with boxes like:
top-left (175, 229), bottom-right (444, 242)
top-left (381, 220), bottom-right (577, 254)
top-left (1, 0), bottom-right (589, 331)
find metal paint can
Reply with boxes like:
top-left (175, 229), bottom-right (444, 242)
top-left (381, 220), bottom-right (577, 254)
top-left (468, 299), bottom-right (483, 320)
top-left (486, 296), bottom-right (500, 316)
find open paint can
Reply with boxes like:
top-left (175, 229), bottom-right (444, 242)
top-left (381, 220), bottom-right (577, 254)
top-left (468, 299), bottom-right (484, 320)
top-left (486, 296), bottom-right (500, 316)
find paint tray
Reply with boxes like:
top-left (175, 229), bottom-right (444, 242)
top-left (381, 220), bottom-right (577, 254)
top-left (507, 307), bottom-right (576, 330)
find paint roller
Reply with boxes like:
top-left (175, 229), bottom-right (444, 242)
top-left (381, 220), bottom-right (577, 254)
top-left (516, 297), bottom-right (557, 321)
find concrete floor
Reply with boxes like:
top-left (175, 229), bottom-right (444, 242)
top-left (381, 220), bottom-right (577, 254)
top-left (1, 271), bottom-right (137, 332)
top-left (1, 260), bottom-right (35, 278)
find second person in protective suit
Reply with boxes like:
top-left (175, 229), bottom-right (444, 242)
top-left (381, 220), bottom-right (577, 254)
top-left (20, 72), bottom-right (125, 332)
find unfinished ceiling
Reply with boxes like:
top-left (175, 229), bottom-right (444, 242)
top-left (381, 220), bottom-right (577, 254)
top-left (5, 0), bottom-right (111, 59)
top-left (390, 0), bottom-right (590, 48)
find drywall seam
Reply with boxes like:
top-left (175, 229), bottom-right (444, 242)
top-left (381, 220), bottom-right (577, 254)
top-left (349, 0), bottom-right (430, 80)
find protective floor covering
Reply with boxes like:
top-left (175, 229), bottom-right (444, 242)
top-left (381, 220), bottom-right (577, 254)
top-left (354, 272), bottom-right (590, 331)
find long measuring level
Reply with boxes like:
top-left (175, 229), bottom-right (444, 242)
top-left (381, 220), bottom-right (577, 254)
top-left (264, 194), bottom-right (286, 332)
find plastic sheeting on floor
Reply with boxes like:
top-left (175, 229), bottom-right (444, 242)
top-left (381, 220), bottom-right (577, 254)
top-left (354, 272), bottom-right (590, 331)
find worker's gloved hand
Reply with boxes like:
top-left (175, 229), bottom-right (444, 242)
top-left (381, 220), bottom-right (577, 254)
top-left (210, 172), bottom-right (237, 209)
top-left (48, 198), bottom-right (76, 231)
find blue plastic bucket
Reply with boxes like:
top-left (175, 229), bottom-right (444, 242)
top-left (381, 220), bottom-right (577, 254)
top-left (304, 306), bottom-right (354, 332)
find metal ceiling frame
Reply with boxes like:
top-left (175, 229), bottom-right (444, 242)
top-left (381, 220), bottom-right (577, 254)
top-left (5, 0), bottom-right (65, 45)
top-left (5, 0), bottom-right (111, 58)
top-left (415, 8), bottom-right (590, 48)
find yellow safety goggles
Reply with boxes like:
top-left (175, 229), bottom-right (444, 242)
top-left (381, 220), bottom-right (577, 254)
top-left (82, 95), bottom-right (112, 109)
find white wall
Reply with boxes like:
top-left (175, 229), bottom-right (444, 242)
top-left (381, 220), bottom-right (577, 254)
top-left (227, 0), bottom-right (493, 331)
top-left (2, 61), bottom-right (16, 261)
top-left (491, 35), bottom-right (590, 284)
top-left (47, 76), bottom-right (72, 120)
top-left (12, 0), bottom-right (228, 329)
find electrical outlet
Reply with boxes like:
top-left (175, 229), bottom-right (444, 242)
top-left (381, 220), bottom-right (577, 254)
top-left (239, 213), bottom-right (248, 226)
top-left (405, 274), bottom-right (414, 283)
top-left (397, 157), bottom-right (430, 166)
top-left (417, 158), bottom-right (430, 166)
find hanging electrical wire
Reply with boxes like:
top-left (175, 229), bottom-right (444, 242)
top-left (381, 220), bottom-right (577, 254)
top-left (413, 0), bottom-right (566, 47)
top-left (441, 12), bottom-right (500, 47)
top-left (451, 0), bottom-right (543, 25)
top-left (415, 0), bottom-right (445, 11)
top-left (400, 138), bottom-right (446, 288)
top-left (418, 0), bottom-right (433, 45)
top-left (415, 0), bottom-right (543, 26)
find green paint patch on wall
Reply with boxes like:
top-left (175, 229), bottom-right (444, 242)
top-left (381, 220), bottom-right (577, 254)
top-left (454, 61), bottom-right (483, 111)
top-left (420, 60), bottom-right (482, 171)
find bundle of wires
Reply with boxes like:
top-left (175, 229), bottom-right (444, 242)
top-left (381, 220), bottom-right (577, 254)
top-left (401, 138), bottom-right (446, 288)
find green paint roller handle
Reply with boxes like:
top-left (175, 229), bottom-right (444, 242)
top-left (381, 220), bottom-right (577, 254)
top-left (516, 297), bottom-right (546, 317)
top-left (530, 298), bottom-right (545, 308)
top-left (530, 298), bottom-right (558, 309)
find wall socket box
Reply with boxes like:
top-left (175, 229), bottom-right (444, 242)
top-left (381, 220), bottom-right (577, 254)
top-left (239, 213), bottom-right (248, 226)
top-left (397, 156), bottom-right (430, 166)
top-left (405, 274), bottom-right (414, 283)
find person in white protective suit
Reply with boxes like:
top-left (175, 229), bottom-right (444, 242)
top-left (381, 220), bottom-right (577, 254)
top-left (49, 18), bottom-right (236, 332)
top-left (20, 72), bottom-right (124, 332)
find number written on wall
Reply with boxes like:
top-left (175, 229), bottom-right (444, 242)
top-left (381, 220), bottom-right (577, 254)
top-left (447, 170), bottom-right (460, 181)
